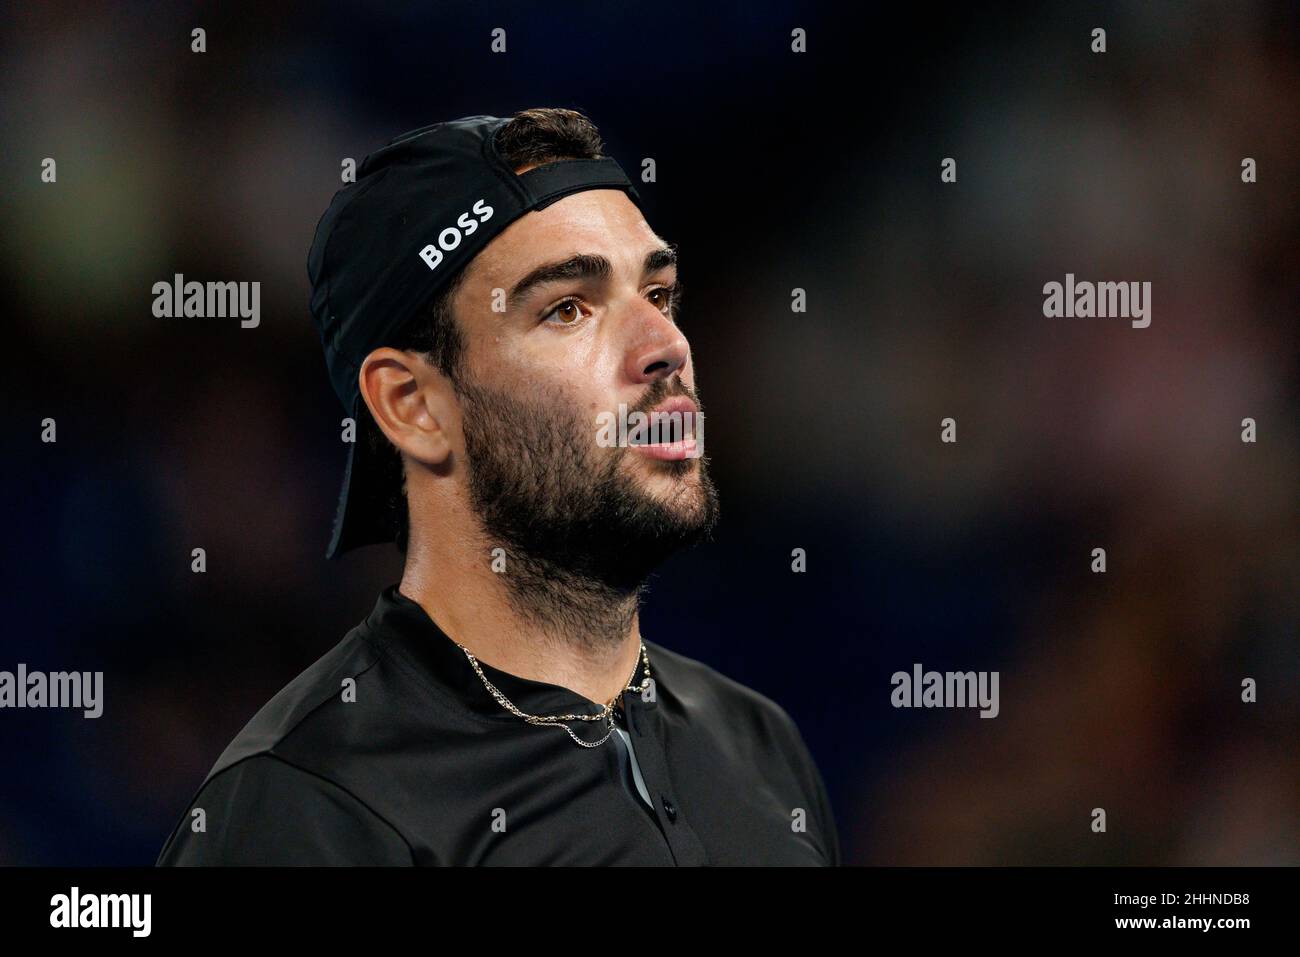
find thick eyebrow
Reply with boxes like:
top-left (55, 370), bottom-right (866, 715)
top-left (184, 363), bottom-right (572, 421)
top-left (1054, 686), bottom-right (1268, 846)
top-left (643, 244), bottom-right (678, 275)
top-left (508, 245), bottom-right (678, 304)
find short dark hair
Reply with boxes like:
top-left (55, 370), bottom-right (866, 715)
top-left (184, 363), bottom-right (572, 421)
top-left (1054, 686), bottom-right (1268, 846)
top-left (360, 107), bottom-right (608, 555)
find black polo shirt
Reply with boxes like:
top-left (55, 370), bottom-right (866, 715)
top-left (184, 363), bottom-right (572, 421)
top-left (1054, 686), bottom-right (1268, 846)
top-left (156, 585), bottom-right (840, 866)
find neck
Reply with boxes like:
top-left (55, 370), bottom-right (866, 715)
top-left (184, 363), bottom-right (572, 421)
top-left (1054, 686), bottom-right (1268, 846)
top-left (398, 511), bottom-right (645, 708)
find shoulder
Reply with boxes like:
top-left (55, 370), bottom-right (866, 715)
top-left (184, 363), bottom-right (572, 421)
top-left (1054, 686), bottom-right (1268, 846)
top-left (157, 623), bottom-right (418, 865)
top-left (643, 639), bottom-right (812, 764)
top-left (156, 752), bottom-right (412, 865)
top-left (204, 623), bottom-right (383, 779)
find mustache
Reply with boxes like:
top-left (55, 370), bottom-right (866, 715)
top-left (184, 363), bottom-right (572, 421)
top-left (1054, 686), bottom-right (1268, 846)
top-left (629, 377), bottom-right (700, 418)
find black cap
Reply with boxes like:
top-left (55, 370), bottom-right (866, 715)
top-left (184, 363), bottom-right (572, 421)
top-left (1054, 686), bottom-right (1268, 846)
top-left (307, 114), bottom-right (642, 559)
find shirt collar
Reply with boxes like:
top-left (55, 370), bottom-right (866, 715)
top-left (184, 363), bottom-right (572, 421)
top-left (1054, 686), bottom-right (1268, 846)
top-left (362, 584), bottom-right (650, 728)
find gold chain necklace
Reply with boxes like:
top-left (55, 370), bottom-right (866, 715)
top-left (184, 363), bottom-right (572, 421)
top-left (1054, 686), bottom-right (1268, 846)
top-left (457, 642), bottom-right (652, 748)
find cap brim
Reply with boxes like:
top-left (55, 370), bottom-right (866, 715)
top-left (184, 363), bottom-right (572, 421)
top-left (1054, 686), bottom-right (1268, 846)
top-left (325, 394), bottom-right (400, 559)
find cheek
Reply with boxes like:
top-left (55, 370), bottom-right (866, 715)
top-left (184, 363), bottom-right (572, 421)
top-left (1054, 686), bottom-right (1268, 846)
top-left (522, 335), bottom-right (624, 398)
top-left (513, 352), bottom-right (616, 418)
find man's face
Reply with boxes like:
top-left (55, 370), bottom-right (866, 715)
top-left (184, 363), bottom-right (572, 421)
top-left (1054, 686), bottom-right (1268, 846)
top-left (446, 188), bottom-right (718, 587)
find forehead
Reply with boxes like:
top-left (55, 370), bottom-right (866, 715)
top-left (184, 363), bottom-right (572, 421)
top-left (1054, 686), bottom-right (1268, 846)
top-left (466, 189), bottom-right (666, 287)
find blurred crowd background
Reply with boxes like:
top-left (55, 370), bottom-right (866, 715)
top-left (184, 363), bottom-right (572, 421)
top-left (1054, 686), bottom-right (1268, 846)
top-left (1, 1), bottom-right (1295, 865)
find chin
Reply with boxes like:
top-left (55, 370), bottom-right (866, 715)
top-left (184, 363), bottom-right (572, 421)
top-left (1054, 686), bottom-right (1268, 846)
top-left (635, 459), bottom-right (700, 493)
top-left (649, 473), bottom-right (713, 518)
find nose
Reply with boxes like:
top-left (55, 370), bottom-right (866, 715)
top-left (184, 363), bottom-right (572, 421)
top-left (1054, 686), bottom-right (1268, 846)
top-left (622, 296), bottom-right (690, 385)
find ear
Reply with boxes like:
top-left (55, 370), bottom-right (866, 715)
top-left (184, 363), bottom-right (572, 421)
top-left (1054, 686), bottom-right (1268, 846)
top-left (358, 347), bottom-right (455, 467)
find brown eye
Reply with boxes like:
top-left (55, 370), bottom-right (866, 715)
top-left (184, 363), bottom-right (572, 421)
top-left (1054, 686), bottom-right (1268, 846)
top-left (648, 283), bottom-right (679, 316)
top-left (543, 298), bottom-right (583, 324)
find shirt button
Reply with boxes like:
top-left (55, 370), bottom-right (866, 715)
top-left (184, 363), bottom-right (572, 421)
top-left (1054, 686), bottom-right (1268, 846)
top-left (661, 796), bottom-right (677, 822)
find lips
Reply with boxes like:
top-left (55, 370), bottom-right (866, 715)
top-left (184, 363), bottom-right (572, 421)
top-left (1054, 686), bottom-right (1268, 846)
top-left (631, 437), bottom-right (698, 461)
top-left (627, 395), bottom-right (700, 460)
top-left (626, 396), bottom-right (698, 444)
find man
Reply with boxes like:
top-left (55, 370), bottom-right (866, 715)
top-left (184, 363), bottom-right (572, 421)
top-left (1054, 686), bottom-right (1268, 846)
top-left (157, 108), bottom-right (840, 865)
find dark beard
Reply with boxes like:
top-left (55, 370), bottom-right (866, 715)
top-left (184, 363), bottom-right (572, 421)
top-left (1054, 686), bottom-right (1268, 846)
top-left (457, 372), bottom-right (719, 651)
